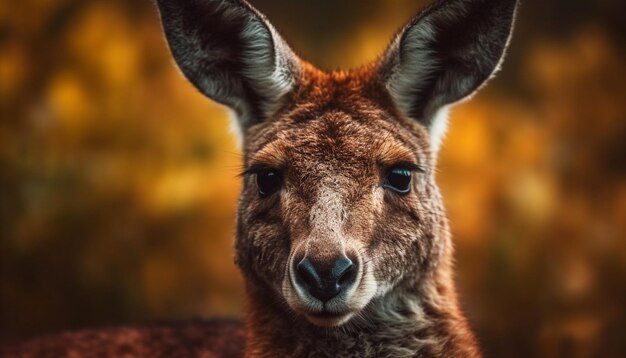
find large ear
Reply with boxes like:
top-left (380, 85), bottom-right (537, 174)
top-left (155, 0), bottom-right (300, 132)
top-left (378, 0), bottom-right (518, 151)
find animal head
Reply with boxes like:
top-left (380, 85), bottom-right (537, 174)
top-left (156, 0), bottom-right (517, 328)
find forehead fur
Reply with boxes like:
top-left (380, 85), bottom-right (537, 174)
top-left (245, 64), bottom-right (434, 173)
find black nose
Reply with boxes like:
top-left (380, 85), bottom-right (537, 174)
top-left (295, 256), bottom-right (357, 302)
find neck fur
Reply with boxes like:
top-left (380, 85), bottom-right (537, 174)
top-left (242, 252), bottom-right (480, 358)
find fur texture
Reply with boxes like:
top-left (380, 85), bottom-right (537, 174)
top-left (155, 0), bottom-right (300, 131)
top-left (2, 0), bottom-right (518, 356)
top-left (0, 320), bottom-right (244, 357)
top-left (237, 65), bottom-right (481, 357)
top-left (378, 0), bottom-right (518, 151)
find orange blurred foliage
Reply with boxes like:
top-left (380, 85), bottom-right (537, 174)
top-left (1, 0), bottom-right (625, 357)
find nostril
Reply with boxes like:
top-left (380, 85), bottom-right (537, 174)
top-left (333, 257), bottom-right (356, 287)
top-left (337, 263), bottom-right (355, 286)
top-left (296, 258), bottom-right (321, 289)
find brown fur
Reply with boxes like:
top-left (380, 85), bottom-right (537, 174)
top-left (2, 0), bottom-right (518, 356)
top-left (0, 320), bottom-right (244, 357)
top-left (235, 64), bottom-right (480, 357)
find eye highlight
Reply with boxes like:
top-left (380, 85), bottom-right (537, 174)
top-left (256, 168), bottom-right (282, 197)
top-left (383, 163), bottom-right (423, 194)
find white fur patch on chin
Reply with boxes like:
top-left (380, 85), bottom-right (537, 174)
top-left (305, 312), bottom-right (355, 328)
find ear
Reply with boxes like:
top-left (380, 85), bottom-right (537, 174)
top-left (378, 0), bottom-right (518, 151)
top-left (155, 0), bottom-right (300, 133)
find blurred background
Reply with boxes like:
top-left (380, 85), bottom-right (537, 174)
top-left (1, 0), bottom-right (625, 356)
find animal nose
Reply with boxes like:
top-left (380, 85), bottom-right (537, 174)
top-left (295, 256), bottom-right (357, 302)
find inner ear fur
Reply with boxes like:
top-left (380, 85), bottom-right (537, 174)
top-left (378, 0), bottom-right (518, 147)
top-left (155, 0), bottom-right (300, 130)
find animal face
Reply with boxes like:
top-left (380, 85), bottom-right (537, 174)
top-left (155, 0), bottom-right (517, 327)
top-left (235, 71), bottom-right (447, 326)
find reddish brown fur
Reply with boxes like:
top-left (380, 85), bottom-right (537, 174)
top-left (1, 62), bottom-right (480, 358)
top-left (0, 320), bottom-right (244, 357)
top-left (2, 0), bottom-right (519, 355)
top-left (235, 64), bottom-right (481, 357)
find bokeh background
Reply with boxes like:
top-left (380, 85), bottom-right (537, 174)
top-left (1, 0), bottom-right (625, 356)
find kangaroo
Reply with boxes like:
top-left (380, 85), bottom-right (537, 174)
top-left (1, 0), bottom-right (518, 356)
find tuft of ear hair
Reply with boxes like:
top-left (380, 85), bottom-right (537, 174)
top-left (378, 0), bottom-right (518, 152)
top-left (155, 0), bottom-right (300, 133)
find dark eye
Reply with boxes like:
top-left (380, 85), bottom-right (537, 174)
top-left (384, 167), bottom-right (412, 194)
top-left (256, 169), bottom-right (282, 197)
